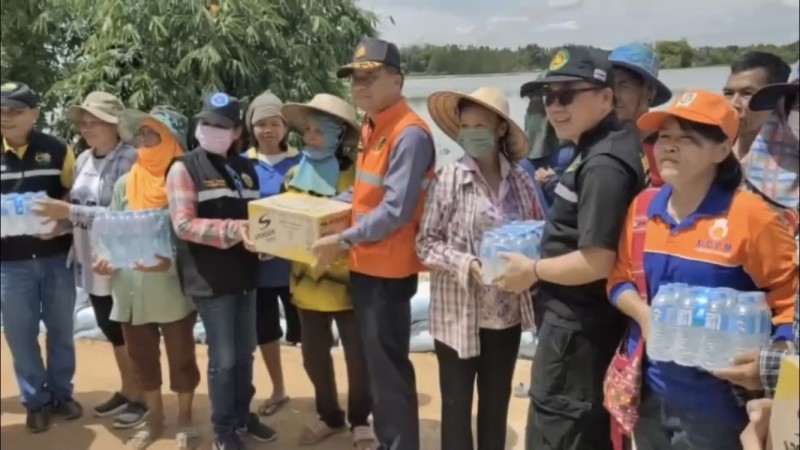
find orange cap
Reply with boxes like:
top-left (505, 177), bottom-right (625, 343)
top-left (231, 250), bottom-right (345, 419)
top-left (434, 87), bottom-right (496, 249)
top-left (637, 90), bottom-right (740, 140)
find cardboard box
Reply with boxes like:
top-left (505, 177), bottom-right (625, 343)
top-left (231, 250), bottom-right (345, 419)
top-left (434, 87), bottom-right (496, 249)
top-left (768, 355), bottom-right (799, 450)
top-left (247, 192), bottom-right (351, 265)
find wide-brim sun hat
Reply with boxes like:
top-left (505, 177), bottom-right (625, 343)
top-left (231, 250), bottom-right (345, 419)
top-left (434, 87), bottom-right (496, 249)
top-left (281, 94), bottom-right (360, 147)
top-left (66, 91), bottom-right (125, 125)
top-left (427, 87), bottom-right (529, 161)
top-left (118, 106), bottom-right (190, 152)
top-left (749, 64), bottom-right (800, 112)
top-left (608, 43), bottom-right (673, 106)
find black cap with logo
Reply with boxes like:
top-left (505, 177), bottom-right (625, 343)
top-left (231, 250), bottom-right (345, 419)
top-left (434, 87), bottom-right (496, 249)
top-left (523, 46), bottom-right (614, 91)
top-left (195, 92), bottom-right (243, 128)
top-left (336, 38), bottom-right (402, 79)
top-left (1, 82), bottom-right (40, 109)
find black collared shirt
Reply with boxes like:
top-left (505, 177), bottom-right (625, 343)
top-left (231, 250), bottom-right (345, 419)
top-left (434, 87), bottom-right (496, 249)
top-left (537, 113), bottom-right (646, 328)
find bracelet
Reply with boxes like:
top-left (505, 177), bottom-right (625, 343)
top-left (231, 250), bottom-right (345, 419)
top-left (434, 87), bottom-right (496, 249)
top-left (532, 259), bottom-right (540, 281)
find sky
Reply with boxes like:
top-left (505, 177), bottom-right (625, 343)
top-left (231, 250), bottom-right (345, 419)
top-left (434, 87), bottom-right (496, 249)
top-left (362, 0), bottom-right (800, 49)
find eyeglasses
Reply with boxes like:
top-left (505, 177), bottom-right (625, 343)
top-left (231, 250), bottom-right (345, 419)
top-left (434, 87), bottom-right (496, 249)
top-left (542, 87), bottom-right (602, 107)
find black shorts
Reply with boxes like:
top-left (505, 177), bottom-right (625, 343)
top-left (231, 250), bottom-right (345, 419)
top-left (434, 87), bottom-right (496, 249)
top-left (255, 286), bottom-right (300, 345)
top-left (89, 294), bottom-right (125, 347)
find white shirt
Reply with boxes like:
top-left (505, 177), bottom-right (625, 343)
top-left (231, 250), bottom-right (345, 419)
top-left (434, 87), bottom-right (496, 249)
top-left (71, 153), bottom-right (112, 296)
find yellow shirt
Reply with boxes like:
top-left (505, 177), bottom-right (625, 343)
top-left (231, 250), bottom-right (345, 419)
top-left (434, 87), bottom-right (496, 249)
top-left (3, 137), bottom-right (76, 189)
top-left (284, 163), bottom-right (355, 312)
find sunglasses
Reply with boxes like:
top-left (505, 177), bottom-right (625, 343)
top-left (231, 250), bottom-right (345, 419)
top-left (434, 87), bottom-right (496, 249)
top-left (542, 87), bottom-right (603, 107)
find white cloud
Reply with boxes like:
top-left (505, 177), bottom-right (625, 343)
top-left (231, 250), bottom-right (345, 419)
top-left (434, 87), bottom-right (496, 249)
top-left (366, 0), bottom-right (800, 48)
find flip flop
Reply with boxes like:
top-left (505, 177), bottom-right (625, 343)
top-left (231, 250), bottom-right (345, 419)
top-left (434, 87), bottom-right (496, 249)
top-left (257, 395), bottom-right (290, 417)
top-left (298, 419), bottom-right (344, 446)
top-left (175, 427), bottom-right (201, 450)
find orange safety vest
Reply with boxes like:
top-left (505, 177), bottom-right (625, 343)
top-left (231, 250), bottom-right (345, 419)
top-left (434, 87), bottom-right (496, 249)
top-left (349, 99), bottom-right (435, 278)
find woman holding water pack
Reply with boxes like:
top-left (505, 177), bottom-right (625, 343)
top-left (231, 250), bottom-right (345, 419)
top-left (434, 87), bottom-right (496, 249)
top-left (417, 87), bottom-right (543, 450)
top-left (606, 90), bottom-right (797, 450)
top-left (92, 107), bottom-right (201, 450)
top-left (33, 91), bottom-right (148, 429)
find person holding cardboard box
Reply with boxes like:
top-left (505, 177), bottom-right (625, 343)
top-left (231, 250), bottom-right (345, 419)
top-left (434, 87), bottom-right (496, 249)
top-left (165, 92), bottom-right (278, 450)
top-left (278, 93), bottom-right (376, 449)
top-left (311, 38), bottom-right (436, 450)
top-left (243, 91), bottom-right (302, 418)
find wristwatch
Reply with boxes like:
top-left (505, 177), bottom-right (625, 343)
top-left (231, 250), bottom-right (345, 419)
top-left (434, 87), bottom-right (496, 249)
top-left (339, 236), bottom-right (352, 250)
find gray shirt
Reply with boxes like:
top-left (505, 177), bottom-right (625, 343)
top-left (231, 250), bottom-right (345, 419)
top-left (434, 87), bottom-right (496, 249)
top-left (338, 126), bottom-right (435, 244)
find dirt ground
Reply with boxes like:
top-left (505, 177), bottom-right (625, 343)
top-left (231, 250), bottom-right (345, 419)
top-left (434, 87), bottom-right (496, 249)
top-left (0, 336), bottom-right (534, 450)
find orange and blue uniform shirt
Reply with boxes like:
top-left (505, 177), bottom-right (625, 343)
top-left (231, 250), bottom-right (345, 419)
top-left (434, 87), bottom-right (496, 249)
top-left (607, 184), bottom-right (797, 424)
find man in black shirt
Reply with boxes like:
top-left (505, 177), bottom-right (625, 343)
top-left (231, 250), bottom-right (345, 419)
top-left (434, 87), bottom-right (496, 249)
top-left (495, 46), bottom-right (645, 450)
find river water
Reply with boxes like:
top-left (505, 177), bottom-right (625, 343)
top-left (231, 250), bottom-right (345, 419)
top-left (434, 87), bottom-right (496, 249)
top-left (404, 65), bottom-right (730, 167)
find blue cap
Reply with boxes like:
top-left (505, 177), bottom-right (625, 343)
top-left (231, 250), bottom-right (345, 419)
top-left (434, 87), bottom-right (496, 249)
top-left (608, 43), bottom-right (672, 106)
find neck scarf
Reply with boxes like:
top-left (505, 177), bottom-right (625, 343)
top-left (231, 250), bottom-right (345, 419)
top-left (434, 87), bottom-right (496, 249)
top-left (126, 119), bottom-right (184, 210)
top-left (288, 114), bottom-right (343, 196)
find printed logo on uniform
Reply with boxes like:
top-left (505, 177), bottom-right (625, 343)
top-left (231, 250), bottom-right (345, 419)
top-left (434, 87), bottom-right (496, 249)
top-left (210, 93), bottom-right (229, 108)
top-left (204, 179), bottom-right (227, 188)
top-left (34, 152), bottom-right (51, 165)
top-left (675, 92), bottom-right (697, 108)
top-left (708, 218), bottom-right (729, 241)
top-left (241, 173), bottom-right (254, 189)
top-left (0, 82), bottom-right (18, 92)
top-left (373, 136), bottom-right (387, 153)
top-left (354, 45), bottom-right (367, 59)
top-left (549, 50), bottom-right (569, 71)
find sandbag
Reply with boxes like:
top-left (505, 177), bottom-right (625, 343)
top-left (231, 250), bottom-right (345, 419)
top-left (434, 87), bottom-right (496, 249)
top-left (410, 282), bottom-right (431, 323)
top-left (409, 331), bottom-right (434, 353)
top-left (74, 328), bottom-right (108, 341)
top-left (73, 306), bottom-right (97, 333)
top-left (519, 331), bottom-right (538, 360)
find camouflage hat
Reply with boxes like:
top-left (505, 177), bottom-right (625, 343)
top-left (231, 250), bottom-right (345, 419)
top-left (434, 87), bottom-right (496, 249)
top-left (118, 106), bottom-right (189, 151)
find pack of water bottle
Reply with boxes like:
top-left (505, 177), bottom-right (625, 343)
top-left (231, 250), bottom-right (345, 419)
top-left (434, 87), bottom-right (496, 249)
top-left (479, 220), bottom-right (546, 284)
top-left (0, 191), bottom-right (57, 237)
top-left (90, 210), bottom-right (173, 269)
top-left (648, 283), bottom-right (773, 371)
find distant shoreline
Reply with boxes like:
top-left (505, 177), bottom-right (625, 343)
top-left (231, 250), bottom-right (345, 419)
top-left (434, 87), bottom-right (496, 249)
top-left (405, 65), bottom-right (729, 80)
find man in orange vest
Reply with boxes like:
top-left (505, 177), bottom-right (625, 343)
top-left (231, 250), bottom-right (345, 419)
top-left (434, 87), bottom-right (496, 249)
top-left (311, 38), bottom-right (436, 450)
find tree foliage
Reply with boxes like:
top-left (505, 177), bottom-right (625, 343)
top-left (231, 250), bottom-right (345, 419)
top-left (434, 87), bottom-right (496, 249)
top-left (1, 0), bottom-right (376, 136)
top-left (401, 40), bottom-right (800, 76)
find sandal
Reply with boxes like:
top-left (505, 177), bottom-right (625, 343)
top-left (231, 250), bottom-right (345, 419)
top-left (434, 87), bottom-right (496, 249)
top-left (298, 419), bottom-right (344, 446)
top-left (257, 395), bottom-right (290, 417)
top-left (175, 427), bottom-right (201, 450)
top-left (352, 425), bottom-right (378, 450)
top-left (127, 427), bottom-right (160, 450)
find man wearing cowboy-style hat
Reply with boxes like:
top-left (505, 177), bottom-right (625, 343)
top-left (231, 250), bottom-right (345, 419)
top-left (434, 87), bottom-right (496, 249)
top-left (0, 81), bottom-right (85, 433)
top-left (493, 46), bottom-right (646, 450)
top-left (311, 37), bottom-right (436, 450)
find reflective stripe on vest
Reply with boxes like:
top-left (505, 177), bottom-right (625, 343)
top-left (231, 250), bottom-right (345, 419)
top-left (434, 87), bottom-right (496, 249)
top-left (0, 168), bottom-right (62, 181)
top-left (197, 187), bottom-right (260, 202)
top-left (349, 100), bottom-right (435, 278)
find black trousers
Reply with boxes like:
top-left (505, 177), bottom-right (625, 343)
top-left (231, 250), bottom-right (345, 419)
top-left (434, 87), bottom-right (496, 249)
top-left (526, 310), bottom-right (625, 450)
top-left (350, 272), bottom-right (419, 450)
top-left (255, 286), bottom-right (301, 345)
top-left (435, 325), bottom-right (522, 450)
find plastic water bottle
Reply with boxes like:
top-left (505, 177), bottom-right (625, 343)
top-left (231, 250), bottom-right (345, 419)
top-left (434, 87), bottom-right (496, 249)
top-left (729, 293), bottom-right (763, 356)
top-left (750, 292), bottom-right (773, 348)
top-left (674, 286), bottom-right (709, 367)
top-left (647, 284), bottom-right (678, 362)
top-left (700, 287), bottom-right (737, 370)
top-left (0, 194), bottom-right (11, 237)
top-left (479, 231), bottom-right (498, 284)
top-left (31, 192), bottom-right (55, 235)
top-left (91, 212), bottom-right (110, 261)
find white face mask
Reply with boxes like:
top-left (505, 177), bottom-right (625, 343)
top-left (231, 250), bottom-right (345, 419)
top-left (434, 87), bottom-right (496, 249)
top-left (788, 110), bottom-right (799, 141)
top-left (195, 124), bottom-right (235, 155)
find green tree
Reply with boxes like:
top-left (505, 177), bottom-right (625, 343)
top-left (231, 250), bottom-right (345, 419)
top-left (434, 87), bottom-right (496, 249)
top-left (43, 0), bottom-right (375, 135)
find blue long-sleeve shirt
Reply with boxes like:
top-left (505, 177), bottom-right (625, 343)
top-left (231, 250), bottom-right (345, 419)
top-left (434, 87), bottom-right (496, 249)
top-left (336, 126), bottom-right (435, 244)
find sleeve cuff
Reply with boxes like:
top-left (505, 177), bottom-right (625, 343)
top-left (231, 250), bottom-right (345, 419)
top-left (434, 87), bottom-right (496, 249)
top-left (454, 253), bottom-right (477, 291)
top-left (772, 324), bottom-right (793, 342)
top-left (341, 226), bottom-right (361, 245)
top-left (609, 282), bottom-right (637, 306)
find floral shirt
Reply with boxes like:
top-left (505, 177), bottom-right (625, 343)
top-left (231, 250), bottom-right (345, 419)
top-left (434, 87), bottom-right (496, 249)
top-left (416, 156), bottom-right (544, 358)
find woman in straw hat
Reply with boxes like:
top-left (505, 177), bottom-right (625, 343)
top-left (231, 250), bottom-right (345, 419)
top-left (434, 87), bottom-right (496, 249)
top-left (279, 93), bottom-right (376, 448)
top-left (417, 87), bottom-right (544, 450)
top-left (242, 91), bottom-right (302, 418)
top-left (33, 91), bottom-right (147, 428)
top-left (92, 106), bottom-right (201, 450)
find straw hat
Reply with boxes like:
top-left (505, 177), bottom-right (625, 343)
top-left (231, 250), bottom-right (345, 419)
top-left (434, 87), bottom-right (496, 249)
top-left (427, 87), bottom-right (529, 161)
top-left (281, 94), bottom-right (360, 146)
top-left (66, 91), bottom-right (125, 124)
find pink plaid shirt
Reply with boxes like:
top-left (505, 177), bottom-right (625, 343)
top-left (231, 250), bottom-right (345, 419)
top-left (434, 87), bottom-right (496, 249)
top-left (416, 156), bottom-right (544, 358)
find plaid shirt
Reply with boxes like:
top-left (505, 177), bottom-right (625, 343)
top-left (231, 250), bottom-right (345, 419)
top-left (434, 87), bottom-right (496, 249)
top-left (416, 157), bottom-right (544, 358)
top-left (758, 279), bottom-right (800, 398)
top-left (166, 161), bottom-right (245, 249)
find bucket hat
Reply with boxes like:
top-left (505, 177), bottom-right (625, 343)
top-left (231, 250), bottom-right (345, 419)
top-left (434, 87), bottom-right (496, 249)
top-left (608, 43), bottom-right (672, 106)
top-left (118, 106), bottom-right (190, 151)
top-left (66, 91), bottom-right (125, 124)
